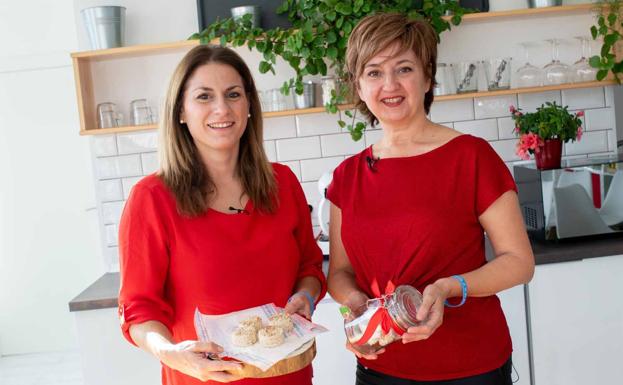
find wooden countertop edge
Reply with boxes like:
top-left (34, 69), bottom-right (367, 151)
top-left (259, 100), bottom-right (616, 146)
top-left (69, 238), bottom-right (623, 312)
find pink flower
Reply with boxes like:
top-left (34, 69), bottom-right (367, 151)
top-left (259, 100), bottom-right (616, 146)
top-left (576, 126), bottom-right (583, 141)
top-left (576, 110), bottom-right (585, 117)
top-left (515, 143), bottom-right (530, 160)
top-left (522, 132), bottom-right (540, 150)
top-left (514, 126), bottom-right (520, 134)
top-left (510, 105), bottom-right (516, 114)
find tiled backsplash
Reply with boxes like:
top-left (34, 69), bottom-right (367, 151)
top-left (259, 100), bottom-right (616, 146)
top-left (92, 86), bottom-right (619, 270)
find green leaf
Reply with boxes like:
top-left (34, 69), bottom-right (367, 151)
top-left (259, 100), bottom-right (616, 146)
top-left (344, 110), bottom-right (353, 118)
top-left (336, 2), bottom-right (353, 15)
top-left (259, 61), bottom-right (272, 74)
top-left (336, 16), bottom-right (344, 28)
top-left (591, 25), bottom-right (598, 40)
top-left (338, 120), bottom-right (346, 128)
top-left (327, 10), bottom-right (337, 21)
top-left (327, 31), bottom-right (338, 44)
top-left (608, 12), bottom-right (617, 27)
top-left (189, 32), bottom-right (200, 40)
top-left (327, 46), bottom-right (338, 59)
top-left (589, 55), bottom-right (601, 69)
top-left (602, 43), bottom-right (612, 57)
top-left (604, 33), bottom-right (619, 46)
top-left (596, 69), bottom-right (609, 81)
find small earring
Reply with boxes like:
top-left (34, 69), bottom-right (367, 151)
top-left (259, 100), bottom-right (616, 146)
top-left (179, 120), bottom-right (185, 124)
top-left (247, 113), bottom-right (251, 118)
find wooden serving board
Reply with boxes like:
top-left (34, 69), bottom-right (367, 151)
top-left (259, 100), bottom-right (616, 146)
top-left (227, 339), bottom-right (316, 379)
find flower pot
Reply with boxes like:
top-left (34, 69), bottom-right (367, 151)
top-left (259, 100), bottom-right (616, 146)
top-left (535, 138), bottom-right (562, 170)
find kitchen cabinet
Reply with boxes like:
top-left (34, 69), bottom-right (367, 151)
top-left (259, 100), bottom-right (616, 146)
top-left (70, 3), bottom-right (612, 136)
top-left (527, 253), bottom-right (623, 385)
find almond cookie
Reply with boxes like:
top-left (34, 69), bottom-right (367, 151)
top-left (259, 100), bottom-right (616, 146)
top-left (231, 325), bottom-right (257, 347)
top-left (258, 326), bottom-right (285, 347)
top-left (268, 312), bottom-right (294, 333)
top-left (239, 315), bottom-right (263, 332)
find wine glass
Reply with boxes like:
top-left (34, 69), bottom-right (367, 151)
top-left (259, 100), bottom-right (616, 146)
top-left (572, 36), bottom-right (598, 83)
top-left (543, 39), bottom-right (571, 85)
top-left (516, 42), bottom-right (543, 88)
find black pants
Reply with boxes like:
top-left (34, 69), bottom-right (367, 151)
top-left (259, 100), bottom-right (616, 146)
top-left (356, 358), bottom-right (512, 385)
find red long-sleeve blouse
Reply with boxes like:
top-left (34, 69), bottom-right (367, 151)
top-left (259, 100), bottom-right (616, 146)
top-left (118, 163), bottom-right (326, 385)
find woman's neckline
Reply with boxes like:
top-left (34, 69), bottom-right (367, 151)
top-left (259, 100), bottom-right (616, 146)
top-left (368, 134), bottom-right (469, 161)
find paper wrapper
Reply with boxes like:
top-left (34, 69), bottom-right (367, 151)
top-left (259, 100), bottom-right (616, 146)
top-left (194, 303), bottom-right (328, 372)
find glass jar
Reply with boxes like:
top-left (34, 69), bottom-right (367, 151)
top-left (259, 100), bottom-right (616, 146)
top-left (343, 285), bottom-right (423, 354)
top-left (321, 76), bottom-right (337, 106)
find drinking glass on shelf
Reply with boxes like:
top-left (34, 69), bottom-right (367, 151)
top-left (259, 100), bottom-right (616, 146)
top-left (97, 102), bottom-right (122, 128)
top-left (454, 61), bottom-right (479, 94)
top-left (571, 36), bottom-right (598, 83)
top-left (269, 88), bottom-right (287, 111)
top-left (543, 38), bottom-right (571, 85)
top-left (484, 57), bottom-right (512, 91)
top-left (516, 41), bottom-right (544, 88)
top-left (130, 99), bottom-right (155, 125)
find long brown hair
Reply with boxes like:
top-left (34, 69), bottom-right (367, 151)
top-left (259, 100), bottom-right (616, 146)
top-left (346, 13), bottom-right (438, 126)
top-left (159, 45), bottom-right (277, 216)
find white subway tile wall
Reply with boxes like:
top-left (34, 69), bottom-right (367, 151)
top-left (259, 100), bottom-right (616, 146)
top-left (321, 133), bottom-right (366, 157)
top-left (498, 117), bottom-right (516, 140)
top-left (296, 113), bottom-right (342, 137)
top-left (454, 119), bottom-right (498, 141)
top-left (89, 86), bottom-right (618, 268)
top-left (117, 131), bottom-right (158, 154)
top-left (561, 87), bottom-right (605, 111)
top-left (122, 176), bottom-right (143, 199)
top-left (264, 116), bottom-right (297, 140)
top-left (430, 98), bottom-right (474, 122)
top-left (92, 135), bottom-right (118, 157)
top-left (517, 90), bottom-right (561, 112)
top-left (98, 179), bottom-right (123, 202)
top-left (276, 136), bottom-right (321, 161)
top-left (282, 160), bottom-right (302, 181)
top-left (141, 152), bottom-right (159, 174)
top-left (474, 94), bottom-right (517, 120)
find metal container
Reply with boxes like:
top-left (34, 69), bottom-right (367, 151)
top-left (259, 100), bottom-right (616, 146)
top-left (528, 0), bottom-right (562, 7)
top-left (231, 5), bottom-right (261, 28)
top-left (292, 82), bottom-right (316, 109)
top-left (81, 6), bottom-right (126, 50)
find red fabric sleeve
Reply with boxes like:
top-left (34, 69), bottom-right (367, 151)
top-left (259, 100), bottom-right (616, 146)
top-left (474, 138), bottom-right (518, 216)
top-left (326, 162), bottom-right (342, 209)
top-left (284, 167), bottom-right (327, 304)
top-left (118, 182), bottom-right (174, 346)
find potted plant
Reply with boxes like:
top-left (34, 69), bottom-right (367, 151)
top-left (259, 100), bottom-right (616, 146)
top-left (510, 102), bottom-right (584, 170)
top-left (190, 0), bottom-right (471, 140)
top-left (590, 0), bottom-right (623, 82)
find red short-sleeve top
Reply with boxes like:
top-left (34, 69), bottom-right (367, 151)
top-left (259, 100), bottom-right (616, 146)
top-left (327, 134), bottom-right (517, 380)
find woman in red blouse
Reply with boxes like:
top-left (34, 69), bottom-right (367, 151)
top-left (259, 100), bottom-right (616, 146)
top-left (118, 45), bottom-right (326, 385)
top-left (327, 13), bottom-right (535, 385)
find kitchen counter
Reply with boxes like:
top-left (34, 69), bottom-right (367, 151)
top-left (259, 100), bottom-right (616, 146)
top-left (69, 236), bottom-right (623, 312)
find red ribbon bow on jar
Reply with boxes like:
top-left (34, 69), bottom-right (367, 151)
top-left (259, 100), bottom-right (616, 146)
top-left (354, 279), bottom-right (406, 346)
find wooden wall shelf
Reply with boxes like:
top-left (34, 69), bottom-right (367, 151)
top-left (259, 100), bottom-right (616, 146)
top-left (78, 79), bottom-right (616, 136)
top-left (72, 3), bottom-right (605, 136)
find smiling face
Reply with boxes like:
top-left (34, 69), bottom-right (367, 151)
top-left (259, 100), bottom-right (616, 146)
top-left (180, 62), bottom-right (249, 155)
top-left (357, 43), bottom-right (431, 127)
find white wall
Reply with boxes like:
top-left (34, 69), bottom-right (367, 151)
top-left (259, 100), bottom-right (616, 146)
top-left (0, 0), bottom-right (103, 355)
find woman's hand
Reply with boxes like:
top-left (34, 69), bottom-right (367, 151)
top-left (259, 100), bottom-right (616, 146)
top-left (345, 340), bottom-right (386, 360)
top-left (401, 282), bottom-right (448, 344)
top-left (285, 290), bottom-right (314, 319)
top-left (158, 340), bottom-right (242, 382)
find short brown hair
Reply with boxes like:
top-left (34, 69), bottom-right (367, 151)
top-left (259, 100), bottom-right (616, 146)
top-left (159, 45), bottom-right (277, 216)
top-left (346, 13), bottom-right (438, 126)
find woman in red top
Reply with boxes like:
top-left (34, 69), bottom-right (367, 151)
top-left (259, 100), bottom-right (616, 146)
top-left (327, 14), bottom-right (535, 385)
top-left (118, 45), bottom-right (326, 385)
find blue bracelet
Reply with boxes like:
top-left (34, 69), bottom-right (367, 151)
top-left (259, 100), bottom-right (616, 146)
top-left (289, 290), bottom-right (316, 315)
top-left (444, 275), bottom-right (468, 308)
